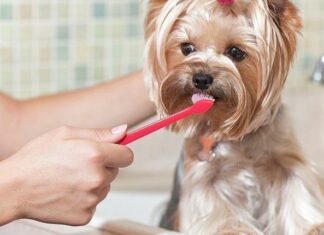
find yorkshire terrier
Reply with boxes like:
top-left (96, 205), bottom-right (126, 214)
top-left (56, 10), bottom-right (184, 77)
top-left (144, 0), bottom-right (324, 234)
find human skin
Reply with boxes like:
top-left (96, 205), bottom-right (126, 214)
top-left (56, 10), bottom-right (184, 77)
top-left (0, 71), bottom-right (155, 158)
top-left (0, 71), bottom-right (155, 225)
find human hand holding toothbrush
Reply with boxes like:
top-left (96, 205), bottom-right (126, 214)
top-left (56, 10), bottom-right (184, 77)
top-left (0, 125), bottom-right (132, 226)
top-left (0, 93), bottom-right (213, 226)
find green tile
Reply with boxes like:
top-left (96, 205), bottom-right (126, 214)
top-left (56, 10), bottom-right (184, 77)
top-left (111, 4), bottom-right (122, 17)
top-left (128, 2), bottom-right (139, 16)
top-left (129, 63), bottom-right (140, 71)
top-left (57, 25), bottom-right (69, 41)
top-left (20, 26), bottom-right (34, 41)
top-left (38, 68), bottom-right (52, 95)
top-left (94, 67), bottom-right (105, 81)
top-left (57, 46), bottom-right (69, 61)
top-left (93, 3), bottom-right (106, 18)
top-left (94, 46), bottom-right (105, 60)
top-left (58, 3), bottom-right (69, 18)
top-left (127, 42), bottom-right (144, 59)
top-left (75, 65), bottom-right (88, 86)
top-left (75, 24), bottom-right (87, 39)
top-left (111, 43), bottom-right (122, 58)
top-left (108, 23), bottom-right (123, 38)
top-left (39, 4), bottom-right (51, 19)
top-left (76, 4), bottom-right (87, 18)
top-left (39, 68), bottom-right (51, 80)
top-left (57, 67), bottom-right (69, 90)
top-left (0, 4), bottom-right (12, 20)
top-left (1, 25), bottom-right (13, 41)
top-left (20, 69), bottom-right (32, 83)
top-left (127, 22), bottom-right (139, 37)
top-left (1, 69), bottom-right (13, 84)
top-left (20, 47), bottom-right (33, 63)
top-left (95, 24), bottom-right (105, 39)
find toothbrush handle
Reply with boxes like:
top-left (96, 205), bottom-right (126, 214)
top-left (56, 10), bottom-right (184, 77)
top-left (118, 106), bottom-right (194, 145)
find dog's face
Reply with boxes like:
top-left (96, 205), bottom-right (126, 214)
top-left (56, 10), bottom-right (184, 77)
top-left (145, 0), bottom-right (301, 139)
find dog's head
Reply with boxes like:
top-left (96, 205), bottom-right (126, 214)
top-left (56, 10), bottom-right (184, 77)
top-left (144, 0), bottom-right (301, 140)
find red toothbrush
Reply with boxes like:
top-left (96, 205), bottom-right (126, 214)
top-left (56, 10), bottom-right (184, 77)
top-left (118, 94), bottom-right (215, 145)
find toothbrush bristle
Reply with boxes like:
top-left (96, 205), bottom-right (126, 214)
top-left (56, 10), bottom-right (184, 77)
top-left (192, 93), bottom-right (215, 104)
top-left (191, 94), bottom-right (215, 113)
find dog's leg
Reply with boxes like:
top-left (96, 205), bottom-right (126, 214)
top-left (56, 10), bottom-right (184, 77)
top-left (256, 155), bottom-right (324, 235)
top-left (159, 155), bottom-right (183, 230)
top-left (178, 159), bottom-right (263, 235)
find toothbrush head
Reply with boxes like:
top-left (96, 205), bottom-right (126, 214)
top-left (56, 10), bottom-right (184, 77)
top-left (191, 94), bottom-right (215, 114)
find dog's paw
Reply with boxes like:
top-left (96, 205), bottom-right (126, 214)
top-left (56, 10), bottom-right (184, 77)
top-left (308, 224), bottom-right (324, 235)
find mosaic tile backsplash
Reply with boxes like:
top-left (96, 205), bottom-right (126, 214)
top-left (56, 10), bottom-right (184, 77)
top-left (0, 0), bottom-right (323, 98)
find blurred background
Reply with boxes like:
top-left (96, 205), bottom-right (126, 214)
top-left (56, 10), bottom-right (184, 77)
top-left (0, 0), bottom-right (323, 230)
top-left (0, 0), bottom-right (144, 98)
top-left (0, 0), bottom-right (323, 99)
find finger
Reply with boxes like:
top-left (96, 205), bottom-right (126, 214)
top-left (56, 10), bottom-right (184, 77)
top-left (99, 143), bottom-right (134, 168)
top-left (61, 125), bottom-right (128, 143)
top-left (95, 168), bottom-right (119, 186)
top-left (96, 185), bottom-right (110, 204)
top-left (105, 168), bottom-right (119, 183)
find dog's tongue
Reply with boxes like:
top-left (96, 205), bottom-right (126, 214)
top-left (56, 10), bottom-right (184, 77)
top-left (217, 0), bottom-right (235, 5)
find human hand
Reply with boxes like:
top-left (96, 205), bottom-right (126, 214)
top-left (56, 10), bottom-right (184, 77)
top-left (0, 125), bottom-right (132, 226)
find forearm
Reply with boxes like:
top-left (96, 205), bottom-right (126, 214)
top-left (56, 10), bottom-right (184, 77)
top-left (0, 159), bottom-right (22, 225)
top-left (20, 71), bottom-right (154, 127)
top-left (0, 94), bottom-right (22, 159)
top-left (0, 71), bottom-right (155, 158)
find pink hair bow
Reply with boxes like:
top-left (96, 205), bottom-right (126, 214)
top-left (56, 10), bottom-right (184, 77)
top-left (217, 0), bottom-right (235, 6)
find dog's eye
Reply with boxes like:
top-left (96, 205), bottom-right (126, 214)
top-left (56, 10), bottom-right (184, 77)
top-left (181, 43), bottom-right (196, 56)
top-left (225, 46), bottom-right (246, 62)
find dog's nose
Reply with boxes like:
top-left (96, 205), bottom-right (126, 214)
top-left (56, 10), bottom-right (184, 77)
top-left (192, 73), bottom-right (213, 90)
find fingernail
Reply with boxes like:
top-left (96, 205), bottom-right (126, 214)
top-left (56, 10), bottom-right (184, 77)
top-left (112, 124), bottom-right (128, 134)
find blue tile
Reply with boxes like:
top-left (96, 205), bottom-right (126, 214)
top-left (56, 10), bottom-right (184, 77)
top-left (93, 3), bottom-right (106, 18)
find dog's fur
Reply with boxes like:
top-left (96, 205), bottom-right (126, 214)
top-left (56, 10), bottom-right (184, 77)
top-left (144, 0), bottom-right (324, 234)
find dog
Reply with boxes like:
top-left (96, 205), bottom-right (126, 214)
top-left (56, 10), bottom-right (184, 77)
top-left (144, 0), bottom-right (324, 234)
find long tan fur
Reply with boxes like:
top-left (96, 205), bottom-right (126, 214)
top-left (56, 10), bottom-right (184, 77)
top-left (144, 0), bottom-right (324, 234)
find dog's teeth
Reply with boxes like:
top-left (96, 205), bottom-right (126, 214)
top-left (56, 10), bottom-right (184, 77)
top-left (192, 94), bottom-right (214, 103)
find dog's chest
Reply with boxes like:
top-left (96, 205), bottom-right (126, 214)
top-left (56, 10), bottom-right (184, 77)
top-left (212, 143), bottom-right (263, 213)
top-left (184, 141), bottom-right (264, 220)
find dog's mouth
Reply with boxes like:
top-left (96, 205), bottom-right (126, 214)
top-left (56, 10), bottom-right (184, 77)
top-left (192, 88), bottom-right (225, 102)
top-left (160, 76), bottom-right (228, 116)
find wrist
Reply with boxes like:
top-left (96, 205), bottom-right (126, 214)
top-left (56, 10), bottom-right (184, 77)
top-left (0, 158), bottom-right (24, 225)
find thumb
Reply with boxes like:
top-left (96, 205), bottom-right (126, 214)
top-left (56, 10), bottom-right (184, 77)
top-left (63, 124), bottom-right (128, 143)
top-left (108, 124), bottom-right (128, 142)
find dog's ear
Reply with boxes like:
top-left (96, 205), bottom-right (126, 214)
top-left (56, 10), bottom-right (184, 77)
top-left (267, 0), bottom-right (302, 28)
top-left (267, 0), bottom-right (302, 59)
top-left (144, 0), bottom-right (168, 39)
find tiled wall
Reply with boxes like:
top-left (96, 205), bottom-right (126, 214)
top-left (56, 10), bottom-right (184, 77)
top-left (0, 0), bottom-right (144, 98)
top-left (290, 0), bottom-right (324, 88)
top-left (0, 0), bottom-right (323, 98)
